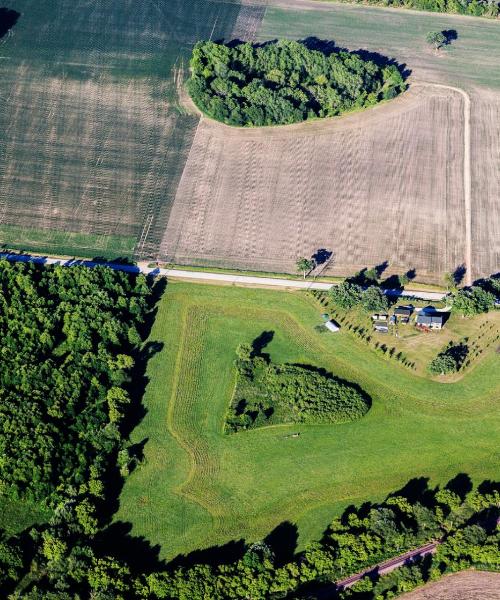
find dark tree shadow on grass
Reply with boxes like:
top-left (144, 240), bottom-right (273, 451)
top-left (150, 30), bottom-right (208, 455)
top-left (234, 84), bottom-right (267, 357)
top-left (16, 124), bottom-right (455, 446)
top-left (251, 330), bottom-right (274, 359)
top-left (264, 521), bottom-right (298, 566)
top-left (169, 539), bottom-right (246, 570)
top-left (99, 278), bottom-right (167, 523)
top-left (445, 473), bottom-right (473, 501)
top-left (94, 521), bottom-right (165, 574)
top-left (443, 29), bottom-right (458, 45)
top-left (388, 477), bottom-right (436, 507)
top-left (0, 8), bottom-right (20, 39)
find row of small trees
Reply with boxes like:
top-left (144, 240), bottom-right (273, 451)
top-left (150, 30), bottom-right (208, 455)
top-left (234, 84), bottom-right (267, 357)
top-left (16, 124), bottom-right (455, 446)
top-left (341, 0), bottom-right (499, 17)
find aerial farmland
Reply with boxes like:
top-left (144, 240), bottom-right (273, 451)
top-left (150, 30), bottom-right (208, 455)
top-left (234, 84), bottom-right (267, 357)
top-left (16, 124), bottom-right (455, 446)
top-left (1, 0), bottom-right (499, 281)
top-left (0, 0), bottom-right (499, 597)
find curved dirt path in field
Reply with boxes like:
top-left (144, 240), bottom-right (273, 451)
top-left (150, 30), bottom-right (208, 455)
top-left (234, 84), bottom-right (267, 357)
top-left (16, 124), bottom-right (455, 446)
top-left (181, 83), bottom-right (429, 138)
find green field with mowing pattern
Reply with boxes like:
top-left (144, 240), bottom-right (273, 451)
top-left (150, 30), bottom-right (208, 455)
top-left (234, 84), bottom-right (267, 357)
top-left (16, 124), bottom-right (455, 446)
top-left (117, 282), bottom-right (500, 559)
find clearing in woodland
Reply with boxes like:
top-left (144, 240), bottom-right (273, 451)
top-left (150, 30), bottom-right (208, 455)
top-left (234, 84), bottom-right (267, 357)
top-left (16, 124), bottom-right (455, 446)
top-left (117, 282), bottom-right (500, 559)
top-left (164, 0), bottom-right (500, 283)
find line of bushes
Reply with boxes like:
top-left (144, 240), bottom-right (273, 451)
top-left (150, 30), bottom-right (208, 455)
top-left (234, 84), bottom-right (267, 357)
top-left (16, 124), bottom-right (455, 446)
top-left (337, 0), bottom-right (499, 18)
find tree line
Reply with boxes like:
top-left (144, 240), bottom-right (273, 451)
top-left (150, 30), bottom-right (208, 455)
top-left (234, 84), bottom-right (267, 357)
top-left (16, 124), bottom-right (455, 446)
top-left (337, 0), bottom-right (499, 18)
top-left (188, 39), bottom-right (406, 127)
top-left (2, 473), bottom-right (497, 598)
top-left (0, 261), bottom-right (148, 507)
top-left (226, 341), bottom-right (370, 432)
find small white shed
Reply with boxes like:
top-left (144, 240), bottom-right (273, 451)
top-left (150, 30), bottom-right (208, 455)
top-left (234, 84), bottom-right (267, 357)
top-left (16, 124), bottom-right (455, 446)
top-left (325, 319), bottom-right (340, 333)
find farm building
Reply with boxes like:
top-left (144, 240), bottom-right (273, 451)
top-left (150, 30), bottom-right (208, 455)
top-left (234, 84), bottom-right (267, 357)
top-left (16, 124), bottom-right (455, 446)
top-left (415, 314), bottom-right (444, 330)
top-left (394, 307), bottom-right (412, 323)
top-left (371, 314), bottom-right (389, 321)
top-left (374, 321), bottom-right (389, 333)
top-left (325, 320), bottom-right (340, 333)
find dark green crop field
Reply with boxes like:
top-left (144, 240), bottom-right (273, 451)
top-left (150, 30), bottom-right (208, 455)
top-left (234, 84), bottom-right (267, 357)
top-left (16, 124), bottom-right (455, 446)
top-left (117, 282), bottom-right (500, 560)
top-left (0, 0), bottom-right (248, 259)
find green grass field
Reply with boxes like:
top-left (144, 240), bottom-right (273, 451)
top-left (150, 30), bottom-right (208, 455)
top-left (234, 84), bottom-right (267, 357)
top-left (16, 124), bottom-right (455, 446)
top-left (258, 3), bottom-right (500, 89)
top-left (0, 224), bottom-right (136, 259)
top-left (117, 282), bottom-right (500, 560)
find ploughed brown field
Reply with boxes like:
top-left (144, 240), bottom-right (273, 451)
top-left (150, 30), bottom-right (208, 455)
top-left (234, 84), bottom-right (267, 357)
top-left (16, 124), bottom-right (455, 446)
top-left (163, 84), bottom-right (468, 283)
top-left (400, 570), bottom-right (500, 599)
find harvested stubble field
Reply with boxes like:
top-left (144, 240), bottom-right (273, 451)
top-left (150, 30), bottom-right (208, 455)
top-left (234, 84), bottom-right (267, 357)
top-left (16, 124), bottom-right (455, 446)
top-left (400, 570), bottom-right (500, 599)
top-left (117, 282), bottom-right (500, 559)
top-left (164, 0), bottom-right (500, 282)
top-left (0, 0), bottom-right (254, 259)
top-left (164, 84), bottom-right (466, 282)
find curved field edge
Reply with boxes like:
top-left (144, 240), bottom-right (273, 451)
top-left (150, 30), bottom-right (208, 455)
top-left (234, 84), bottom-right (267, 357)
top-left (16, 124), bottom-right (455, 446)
top-left (116, 282), bottom-right (500, 559)
top-left (185, 83), bottom-right (409, 131)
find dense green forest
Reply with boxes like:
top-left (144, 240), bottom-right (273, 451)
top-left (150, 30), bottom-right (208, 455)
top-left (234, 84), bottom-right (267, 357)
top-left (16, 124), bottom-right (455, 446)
top-left (226, 342), bottom-right (370, 432)
top-left (0, 261), bottom-right (148, 506)
top-left (339, 0), bottom-right (499, 18)
top-left (188, 40), bottom-right (406, 126)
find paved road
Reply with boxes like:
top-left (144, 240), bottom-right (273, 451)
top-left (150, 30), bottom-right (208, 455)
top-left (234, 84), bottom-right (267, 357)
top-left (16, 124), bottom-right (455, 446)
top-left (0, 252), bottom-right (446, 301)
top-left (313, 542), bottom-right (438, 599)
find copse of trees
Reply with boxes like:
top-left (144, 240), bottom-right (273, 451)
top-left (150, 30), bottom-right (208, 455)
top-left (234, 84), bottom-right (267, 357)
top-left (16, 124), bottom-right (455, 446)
top-left (226, 343), bottom-right (370, 431)
top-left (329, 280), bottom-right (390, 312)
top-left (188, 39), bottom-right (407, 126)
top-left (0, 260), bottom-right (148, 506)
top-left (428, 342), bottom-right (468, 375)
top-left (329, 281), bottom-right (364, 309)
top-left (451, 284), bottom-right (496, 316)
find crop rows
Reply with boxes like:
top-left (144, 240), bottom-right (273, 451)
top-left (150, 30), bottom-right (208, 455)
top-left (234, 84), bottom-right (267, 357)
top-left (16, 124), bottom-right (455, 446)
top-left (0, 0), bottom-right (245, 259)
top-left (164, 85), bottom-right (466, 282)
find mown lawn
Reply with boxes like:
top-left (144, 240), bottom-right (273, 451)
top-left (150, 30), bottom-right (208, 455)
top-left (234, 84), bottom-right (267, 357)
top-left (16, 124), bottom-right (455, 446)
top-left (312, 292), bottom-right (500, 378)
top-left (117, 282), bottom-right (500, 560)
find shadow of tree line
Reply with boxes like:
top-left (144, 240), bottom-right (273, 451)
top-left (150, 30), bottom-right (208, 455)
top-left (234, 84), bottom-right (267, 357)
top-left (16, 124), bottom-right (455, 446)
top-left (98, 455), bottom-right (500, 578)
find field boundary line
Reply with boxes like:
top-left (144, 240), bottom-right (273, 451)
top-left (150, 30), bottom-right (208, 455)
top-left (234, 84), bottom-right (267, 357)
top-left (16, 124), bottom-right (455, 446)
top-left (0, 252), bottom-right (448, 300)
